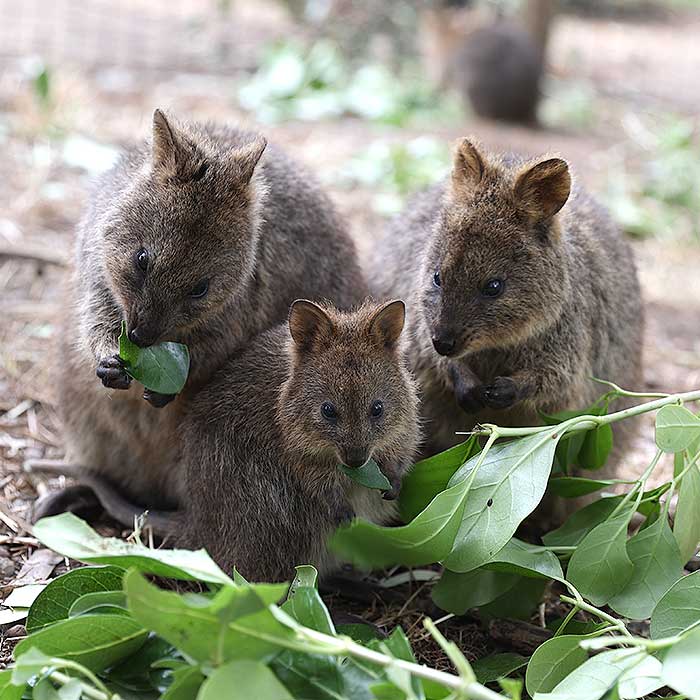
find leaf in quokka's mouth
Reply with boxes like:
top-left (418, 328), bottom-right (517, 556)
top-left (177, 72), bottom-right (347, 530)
top-left (118, 321), bottom-right (190, 395)
top-left (338, 459), bottom-right (391, 490)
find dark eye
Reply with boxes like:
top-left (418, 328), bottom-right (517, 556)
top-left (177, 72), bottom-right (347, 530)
top-left (321, 402), bottom-right (337, 422)
top-left (370, 400), bottom-right (384, 419)
top-left (433, 270), bottom-right (441, 288)
top-left (189, 279), bottom-right (209, 299)
top-left (193, 161), bottom-right (209, 181)
top-left (135, 248), bottom-right (149, 272)
top-left (481, 278), bottom-right (505, 298)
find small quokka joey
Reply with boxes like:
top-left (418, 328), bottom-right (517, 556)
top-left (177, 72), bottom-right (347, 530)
top-left (34, 109), bottom-right (367, 522)
top-left (177, 299), bottom-right (420, 581)
top-left (370, 138), bottom-right (643, 456)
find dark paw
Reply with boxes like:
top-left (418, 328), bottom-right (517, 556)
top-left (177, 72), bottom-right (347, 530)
top-left (32, 485), bottom-right (104, 523)
top-left (143, 390), bottom-right (176, 408)
top-left (96, 355), bottom-right (132, 390)
top-left (455, 387), bottom-right (485, 414)
top-left (382, 472), bottom-right (402, 501)
top-left (479, 376), bottom-right (519, 410)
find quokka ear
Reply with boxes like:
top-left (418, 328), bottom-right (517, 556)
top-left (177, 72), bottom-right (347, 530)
top-left (151, 109), bottom-right (203, 182)
top-left (231, 137), bottom-right (267, 185)
top-left (514, 158), bottom-right (571, 223)
top-left (368, 300), bottom-right (406, 350)
top-left (289, 300), bottom-right (334, 352)
top-left (451, 138), bottom-right (485, 199)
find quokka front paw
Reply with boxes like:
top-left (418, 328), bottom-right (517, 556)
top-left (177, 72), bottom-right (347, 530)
top-left (143, 389), bottom-right (177, 409)
top-left (479, 376), bottom-right (519, 410)
top-left (96, 354), bottom-right (132, 390)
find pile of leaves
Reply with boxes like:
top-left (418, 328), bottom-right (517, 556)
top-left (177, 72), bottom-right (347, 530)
top-left (3, 385), bottom-right (700, 699)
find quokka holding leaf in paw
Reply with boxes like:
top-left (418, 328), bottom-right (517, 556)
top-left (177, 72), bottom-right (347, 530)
top-left (32, 109), bottom-right (366, 521)
top-left (173, 299), bottom-right (420, 581)
top-left (370, 138), bottom-right (643, 456)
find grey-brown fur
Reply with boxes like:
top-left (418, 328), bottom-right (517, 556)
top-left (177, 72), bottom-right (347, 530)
top-left (369, 138), bottom-right (643, 457)
top-left (176, 299), bottom-right (420, 581)
top-left (49, 109), bottom-right (367, 517)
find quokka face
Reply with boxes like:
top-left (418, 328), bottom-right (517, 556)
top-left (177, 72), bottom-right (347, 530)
top-left (420, 138), bottom-right (573, 359)
top-left (100, 109), bottom-right (267, 347)
top-left (278, 300), bottom-right (419, 475)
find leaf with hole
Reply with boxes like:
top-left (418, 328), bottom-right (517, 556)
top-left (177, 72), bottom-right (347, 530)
top-left (33, 514), bottom-right (231, 585)
top-left (655, 404), bottom-right (700, 453)
top-left (650, 569), bottom-right (700, 639)
top-left (118, 321), bottom-right (190, 394)
top-left (609, 515), bottom-right (683, 620)
top-left (566, 504), bottom-right (635, 605)
top-left (444, 428), bottom-right (562, 573)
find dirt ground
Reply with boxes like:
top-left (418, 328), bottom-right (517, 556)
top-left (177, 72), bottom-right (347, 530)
top-left (1, 0), bottom-right (699, 671)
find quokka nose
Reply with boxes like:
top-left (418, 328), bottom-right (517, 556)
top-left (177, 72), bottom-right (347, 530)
top-left (432, 334), bottom-right (456, 356)
top-left (128, 326), bottom-right (157, 348)
top-left (344, 450), bottom-right (369, 469)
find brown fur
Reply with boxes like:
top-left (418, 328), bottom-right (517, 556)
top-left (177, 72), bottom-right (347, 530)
top-left (50, 109), bottom-right (367, 517)
top-left (369, 138), bottom-right (644, 458)
top-left (176, 300), bottom-right (421, 581)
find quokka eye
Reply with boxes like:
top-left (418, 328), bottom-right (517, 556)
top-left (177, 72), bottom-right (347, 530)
top-left (370, 400), bottom-right (384, 419)
top-left (433, 270), bottom-right (441, 288)
top-left (321, 402), bottom-right (337, 422)
top-left (135, 248), bottom-right (149, 272)
top-left (189, 279), bottom-right (209, 299)
top-left (481, 278), bottom-right (505, 298)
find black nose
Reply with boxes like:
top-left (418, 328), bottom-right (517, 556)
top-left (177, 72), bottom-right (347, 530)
top-left (344, 450), bottom-right (369, 469)
top-left (128, 326), bottom-right (157, 348)
top-left (432, 335), bottom-right (456, 356)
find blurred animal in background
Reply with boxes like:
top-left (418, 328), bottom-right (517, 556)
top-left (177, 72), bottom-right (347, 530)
top-left (419, 0), bottom-right (557, 123)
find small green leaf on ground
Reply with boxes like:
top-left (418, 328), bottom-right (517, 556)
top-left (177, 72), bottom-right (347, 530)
top-left (339, 459), bottom-right (391, 490)
top-left (432, 568), bottom-right (518, 615)
top-left (473, 653), bottom-right (527, 684)
top-left (650, 569), bottom-right (700, 639)
top-left (655, 404), bottom-right (700, 453)
top-left (118, 321), bottom-right (190, 394)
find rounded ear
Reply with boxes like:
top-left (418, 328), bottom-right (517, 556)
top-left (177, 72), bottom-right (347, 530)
top-left (451, 138), bottom-right (485, 199)
top-left (368, 300), bottom-right (406, 349)
top-left (289, 300), bottom-right (334, 351)
top-left (232, 137), bottom-right (267, 185)
top-left (514, 158), bottom-right (571, 223)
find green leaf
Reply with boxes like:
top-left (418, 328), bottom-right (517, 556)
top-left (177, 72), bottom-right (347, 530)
top-left (282, 587), bottom-right (334, 635)
top-left (484, 537), bottom-right (563, 580)
top-left (399, 437), bottom-right (480, 522)
top-left (673, 460), bottom-right (700, 563)
top-left (198, 660), bottom-right (294, 699)
top-left (567, 505), bottom-right (635, 605)
top-left (33, 677), bottom-right (60, 700)
top-left (525, 635), bottom-right (589, 696)
top-left (0, 668), bottom-right (24, 700)
top-left (609, 515), bottom-right (683, 620)
top-left (118, 321), bottom-right (139, 367)
top-left (661, 626), bottom-right (700, 700)
top-left (445, 428), bottom-right (562, 573)
top-left (33, 514), bottom-right (232, 585)
top-left (548, 477), bottom-right (621, 499)
top-left (432, 568), bottom-right (518, 614)
top-left (655, 404), bottom-right (700, 453)
top-left (339, 459), bottom-right (391, 491)
top-left (68, 591), bottom-right (129, 617)
top-left (14, 614), bottom-right (148, 672)
top-left (11, 648), bottom-right (54, 685)
top-left (480, 577), bottom-right (545, 621)
top-left (533, 649), bottom-right (646, 700)
top-left (287, 565), bottom-right (318, 596)
top-left (162, 666), bottom-right (205, 700)
top-left (331, 470), bottom-right (470, 568)
top-left (578, 425), bottom-right (613, 470)
top-left (543, 497), bottom-right (622, 547)
top-left (26, 565), bottom-right (124, 633)
top-left (617, 654), bottom-right (663, 699)
top-left (650, 569), bottom-right (700, 639)
top-left (125, 570), bottom-right (292, 664)
top-left (473, 653), bottom-right (527, 684)
top-left (118, 321), bottom-right (190, 394)
top-left (104, 636), bottom-right (175, 694)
